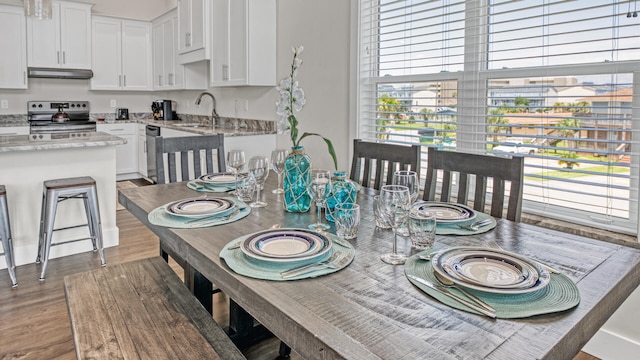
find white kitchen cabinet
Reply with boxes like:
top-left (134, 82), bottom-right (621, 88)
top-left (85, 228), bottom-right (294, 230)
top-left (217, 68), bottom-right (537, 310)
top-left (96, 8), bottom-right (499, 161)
top-left (0, 5), bottom-right (27, 89)
top-left (91, 16), bottom-right (152, 91)
top-left (210, 0), bottom-right (276, 87)
top-left (0, 126), bottom-right (29, 136)
top-left (177, 0), bottom-right (210, 64)
top-left (137, 124), bottom-right (147, 175)
top-left (27, 1), bottom-right (92, 69)
top-left (152, 9), bottom-right (207, 90)
top-left (97, 123), bottom-right (137, 177)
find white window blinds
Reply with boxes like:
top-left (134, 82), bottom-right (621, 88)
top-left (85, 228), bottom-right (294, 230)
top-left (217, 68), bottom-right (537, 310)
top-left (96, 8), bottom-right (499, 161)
top-left (358, 0), bottom-right (640, 235)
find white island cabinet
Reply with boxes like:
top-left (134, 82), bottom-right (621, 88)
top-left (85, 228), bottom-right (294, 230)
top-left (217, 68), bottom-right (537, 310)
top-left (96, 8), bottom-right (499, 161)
top-left (0, 132), bottom-right (124, 269)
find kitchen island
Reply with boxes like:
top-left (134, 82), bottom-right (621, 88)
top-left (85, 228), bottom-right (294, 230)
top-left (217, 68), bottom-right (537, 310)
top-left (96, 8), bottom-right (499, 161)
top-left (0, 132), bottom-right (125, 269)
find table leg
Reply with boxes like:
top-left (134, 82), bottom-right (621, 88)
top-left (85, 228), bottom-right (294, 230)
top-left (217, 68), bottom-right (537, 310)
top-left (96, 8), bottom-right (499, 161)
top-left (191, 269), bottom-right (213, 314)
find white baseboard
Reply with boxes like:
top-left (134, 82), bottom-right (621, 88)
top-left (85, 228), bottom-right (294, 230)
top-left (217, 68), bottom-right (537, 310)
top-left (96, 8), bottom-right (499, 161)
top-left (583, 328), bottom-right (640, 360)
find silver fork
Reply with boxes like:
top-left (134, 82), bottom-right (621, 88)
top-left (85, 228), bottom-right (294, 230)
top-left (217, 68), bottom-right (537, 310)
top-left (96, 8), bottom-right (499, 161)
top-left (282, 254), bottom-right (351, 279)
top-left (457, 218), bottom-right (493, 231)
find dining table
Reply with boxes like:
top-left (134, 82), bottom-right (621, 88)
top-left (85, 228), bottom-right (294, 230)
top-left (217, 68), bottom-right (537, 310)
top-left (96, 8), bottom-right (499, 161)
top-left (118, 174), bottom-right (640, 360)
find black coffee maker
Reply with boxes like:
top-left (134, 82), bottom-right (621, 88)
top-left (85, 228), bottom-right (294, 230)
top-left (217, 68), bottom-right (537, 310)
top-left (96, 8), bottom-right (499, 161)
top-left (151, 100), bottom-right (175, 120)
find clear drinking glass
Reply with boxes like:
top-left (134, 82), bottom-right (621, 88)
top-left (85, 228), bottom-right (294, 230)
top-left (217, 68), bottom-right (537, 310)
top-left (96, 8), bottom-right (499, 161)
top-left (335, 203), bottom-right (360, 239)
top-left (227, 150), bottom-right (246, 194)
top-left (248, 156), bottom-right (269, 208)
top-left (270, 149), bottom-right (289, 194)
top-left (235, 173), bottom-right (256, 202)
top-left (379, 185), bottom-right (411, 265)
top-left (408, 210), bottom-right (437, 249)
top-left (393, 170), bottom-right (419, 203)
top-left (307, 169), bottom-right (332, 230)
top-left (373, 195), bottom-right (391, 229)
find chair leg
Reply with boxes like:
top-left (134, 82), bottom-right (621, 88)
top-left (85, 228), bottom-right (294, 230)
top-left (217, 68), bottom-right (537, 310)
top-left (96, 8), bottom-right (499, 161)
top-left (86, 187), bottom-right (105, 266)
top-left (39, 191), bottom-right (59, 281)
top-left (0, 196), bottom-right (17, 287)
top-left (35, 190), bottom-right (46, 264)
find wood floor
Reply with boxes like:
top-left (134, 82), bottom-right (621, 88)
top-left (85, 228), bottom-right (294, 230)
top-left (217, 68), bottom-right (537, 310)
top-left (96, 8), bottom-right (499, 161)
top-left (0, 207), bottom-right (599, 360)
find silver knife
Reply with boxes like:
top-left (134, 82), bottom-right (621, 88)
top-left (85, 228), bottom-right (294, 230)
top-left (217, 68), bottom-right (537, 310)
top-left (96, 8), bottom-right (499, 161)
top-left (407, 275), bottom-right (496, 319)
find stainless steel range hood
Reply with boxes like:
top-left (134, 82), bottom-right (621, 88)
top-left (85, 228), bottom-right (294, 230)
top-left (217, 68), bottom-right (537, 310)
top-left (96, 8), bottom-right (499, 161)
top-left (27, 67), bottom-right (93, 79)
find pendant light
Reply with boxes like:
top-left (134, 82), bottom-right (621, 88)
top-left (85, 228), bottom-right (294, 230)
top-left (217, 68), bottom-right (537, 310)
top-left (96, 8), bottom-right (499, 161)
top-left (24, 0), bottom-right (52, 20)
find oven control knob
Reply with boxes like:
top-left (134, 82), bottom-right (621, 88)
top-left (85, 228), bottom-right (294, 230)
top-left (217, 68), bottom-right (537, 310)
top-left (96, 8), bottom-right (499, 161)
top-left (38, 104), bottom-right (43, 108)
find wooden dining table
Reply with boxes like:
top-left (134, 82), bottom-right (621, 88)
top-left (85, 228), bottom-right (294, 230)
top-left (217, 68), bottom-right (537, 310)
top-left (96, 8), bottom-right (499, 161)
top-left (118, 175), bottom-right (640, 360)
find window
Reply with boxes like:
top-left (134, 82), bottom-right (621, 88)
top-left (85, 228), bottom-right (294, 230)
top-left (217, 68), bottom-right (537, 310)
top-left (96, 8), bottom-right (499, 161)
top-left (358, 0), bottom-right (640, 235)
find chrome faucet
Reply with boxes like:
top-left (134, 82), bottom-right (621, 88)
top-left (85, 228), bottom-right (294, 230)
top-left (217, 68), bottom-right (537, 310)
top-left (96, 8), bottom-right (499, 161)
top-left (195, 92), bottom-right (221, 129)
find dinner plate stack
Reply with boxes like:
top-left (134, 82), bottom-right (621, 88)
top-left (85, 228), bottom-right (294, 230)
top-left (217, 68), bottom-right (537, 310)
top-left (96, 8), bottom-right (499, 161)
top-left (240, 228), bottom-right (333, 263)
top-left (164, 196), bottom-right (237, 219)
top-left (431, 246), bottom-right (551, 294)
top-left (196, 172), bottom-right (244, 189)
top-left (410, 201), bottom-right (476, 224)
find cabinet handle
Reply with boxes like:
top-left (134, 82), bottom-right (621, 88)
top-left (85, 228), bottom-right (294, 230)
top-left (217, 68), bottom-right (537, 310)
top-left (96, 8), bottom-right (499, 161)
top-left (123, 75), bottom-right (127, 87)
top-left (223, 64), bottom-right (229, 81)
top-left (144, 140), bottom-right (147, 153)
top-left (62, 51), bottom-right (66, 64)
top-left (169, 73), bottom-right (174, 85)
top-left (57, 51), bottom-right (60, 64)
top-left (186, 32), bottom-right (191, 47)
top-left (119, 75), bottom-right (122, 87)
top-left (110, 129), bottom-right (125, 132)
top-left (159, 74), bottom-right (163, 86)
top-left (24, 71), bottom-right (26, 85)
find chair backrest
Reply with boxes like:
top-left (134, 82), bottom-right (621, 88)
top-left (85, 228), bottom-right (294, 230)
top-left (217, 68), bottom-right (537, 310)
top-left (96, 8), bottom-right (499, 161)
top-left (155, 134), bottom-right (226, 184)
top-left (349, 139), bottom-right (421, 190)
top-left (422, 147), bottom-right (524, 221)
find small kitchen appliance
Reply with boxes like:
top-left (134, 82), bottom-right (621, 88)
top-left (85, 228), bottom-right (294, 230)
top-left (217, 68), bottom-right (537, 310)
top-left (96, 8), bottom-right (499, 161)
top-left (151, 100), bottom-right (176, 120)
top-left (27, 101), bottom-right (96, 141)
top-left (116, 108), bottom-right (129, 120)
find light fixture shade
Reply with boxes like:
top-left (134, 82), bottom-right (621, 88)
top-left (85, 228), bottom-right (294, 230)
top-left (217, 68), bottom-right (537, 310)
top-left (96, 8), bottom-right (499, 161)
top-left (25, 0), bottom-right (52, 20)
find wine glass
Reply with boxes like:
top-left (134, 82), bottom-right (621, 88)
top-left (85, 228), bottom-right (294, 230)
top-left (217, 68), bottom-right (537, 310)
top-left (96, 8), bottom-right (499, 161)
top-left (393, 170), bottom-right (419, 203)
top-left (227, 150), bottom-right (246, 194)
top-left (248, 156), bottom-right (270, 208)
top-left (270, 149), bottom-right (289, 194)
top-left (379, 185), bottom-right (411, 265)
top-left (307, 169), bottom-right (332, 230)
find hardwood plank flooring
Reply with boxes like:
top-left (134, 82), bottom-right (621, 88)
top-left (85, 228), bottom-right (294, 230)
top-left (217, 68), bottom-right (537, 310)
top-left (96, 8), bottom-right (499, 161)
top-left (0, 208), bottom-right (597, 360)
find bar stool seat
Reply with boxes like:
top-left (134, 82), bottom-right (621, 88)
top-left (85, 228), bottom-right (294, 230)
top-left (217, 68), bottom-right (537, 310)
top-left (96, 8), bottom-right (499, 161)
top-left (36, 176), bottom-right (105, 281)
top-left (0, 185), bottom-right (17, 287)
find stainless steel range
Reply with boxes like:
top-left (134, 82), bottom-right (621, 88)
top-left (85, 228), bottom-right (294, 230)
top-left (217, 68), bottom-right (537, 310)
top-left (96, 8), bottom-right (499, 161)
top-left (27, 101), bottom-right (96, 141)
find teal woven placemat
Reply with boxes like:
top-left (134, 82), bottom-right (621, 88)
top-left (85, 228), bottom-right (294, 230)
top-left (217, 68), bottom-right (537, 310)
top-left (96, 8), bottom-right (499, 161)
top-left (436, 211), bottom-right (497, 235)
top-left (187, 180), bottom-right (235, 193)
top-left (148, 198), bottom-right (250, 228)
top-left (220, 233), bottom-right (355, 281)
top-left (404, 249), bottom-right (580, 318)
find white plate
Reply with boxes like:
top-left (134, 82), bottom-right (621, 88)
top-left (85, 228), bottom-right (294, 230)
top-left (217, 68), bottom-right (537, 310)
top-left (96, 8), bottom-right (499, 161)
top-left (411, 201), bottom-right (476, 224)
top-left (197, 172), bottom-right (238, 185)
top-left (165, 197), bottom-right (235, 218)
top-left (431, 247), bottom-right (551, 294)
top-left (241, 228), bottom-right (332, 263)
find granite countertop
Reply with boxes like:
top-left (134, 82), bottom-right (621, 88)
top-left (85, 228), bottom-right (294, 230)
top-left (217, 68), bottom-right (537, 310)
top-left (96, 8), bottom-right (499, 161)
top-left (0, 113), bottom-right (276, 137)
top-left (0, 132), bottom-right (126, 153)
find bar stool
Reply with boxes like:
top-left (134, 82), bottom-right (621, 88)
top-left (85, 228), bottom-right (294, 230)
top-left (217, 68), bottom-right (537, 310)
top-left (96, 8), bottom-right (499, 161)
top-left (36, 176), bottom-right (106, 281)
top-left (0, 185), bottom-right (17, 287)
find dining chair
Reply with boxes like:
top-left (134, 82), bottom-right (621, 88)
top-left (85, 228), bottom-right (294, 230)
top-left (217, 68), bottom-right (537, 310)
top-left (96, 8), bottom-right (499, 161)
top-left (423, 147), bottom-right (524, 222)
top-left (349, 139), bottom-right (421, 190)
top-left (154, 134), bottom-right (227, 306)
top-left (154, 134), bottom-right (226, 184)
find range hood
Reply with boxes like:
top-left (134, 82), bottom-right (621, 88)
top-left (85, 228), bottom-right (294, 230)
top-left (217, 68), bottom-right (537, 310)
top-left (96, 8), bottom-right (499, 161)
top-left (27, 67), bottom-right (93, 79)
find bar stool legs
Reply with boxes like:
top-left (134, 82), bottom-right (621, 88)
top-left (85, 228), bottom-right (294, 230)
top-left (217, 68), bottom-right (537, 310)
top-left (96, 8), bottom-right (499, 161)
top-left (0, 185), bottom-right (17, 287)
top-left (36, 177), bottom-right (106, 281)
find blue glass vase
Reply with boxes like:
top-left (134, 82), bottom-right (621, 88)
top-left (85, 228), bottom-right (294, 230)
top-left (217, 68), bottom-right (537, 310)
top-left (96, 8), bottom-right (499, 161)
top-left (283, 146), bottom-right (312, 212)
top-left (325, 171), bottom-right (357, 222)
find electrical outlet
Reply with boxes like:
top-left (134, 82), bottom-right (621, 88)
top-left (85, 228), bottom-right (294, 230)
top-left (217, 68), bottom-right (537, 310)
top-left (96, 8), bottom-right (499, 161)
top-left (110, 99), bottom-right (117, 107)
top-left (0, 99), bottom-right (8, 109)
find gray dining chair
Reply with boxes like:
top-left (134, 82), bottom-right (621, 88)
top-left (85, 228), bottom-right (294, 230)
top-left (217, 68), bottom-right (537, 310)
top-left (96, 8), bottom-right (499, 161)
top-left (349, 139), bottom-right (421, 190)
top-left (154, 134), bottom-right (227, 307)
top-left (423, 147), bottom-right (524, 222)
top-left (154, 134), bottom-right (226, 184)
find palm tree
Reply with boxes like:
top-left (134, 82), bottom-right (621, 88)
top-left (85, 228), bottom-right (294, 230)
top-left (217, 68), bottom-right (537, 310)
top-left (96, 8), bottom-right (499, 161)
top-left (487, 108), bottom-right (509, 147)
top-left (376, 94), bottom-right (404, 139)
top-left (556, 118), bottom-right (582, 149)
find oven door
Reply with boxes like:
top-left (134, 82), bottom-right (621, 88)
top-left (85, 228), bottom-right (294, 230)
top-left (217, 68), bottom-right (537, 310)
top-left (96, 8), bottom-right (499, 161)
top-left (29, 122), bottom-right (97, 134)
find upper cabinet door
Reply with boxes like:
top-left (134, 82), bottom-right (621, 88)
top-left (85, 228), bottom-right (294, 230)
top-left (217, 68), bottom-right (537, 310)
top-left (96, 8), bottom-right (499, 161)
top-left (27, 1), bottom-right (92, 69)
top-left (0, 5), bottom-right (27, 89)
top-left (210, 0), bottom-right (276, 87)
top-left (90, 17), bottom-right (122, 90)
top-left (121, 21), bottom-right (152, 91)
top-left (177, 0), bottom-right (209, 63)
